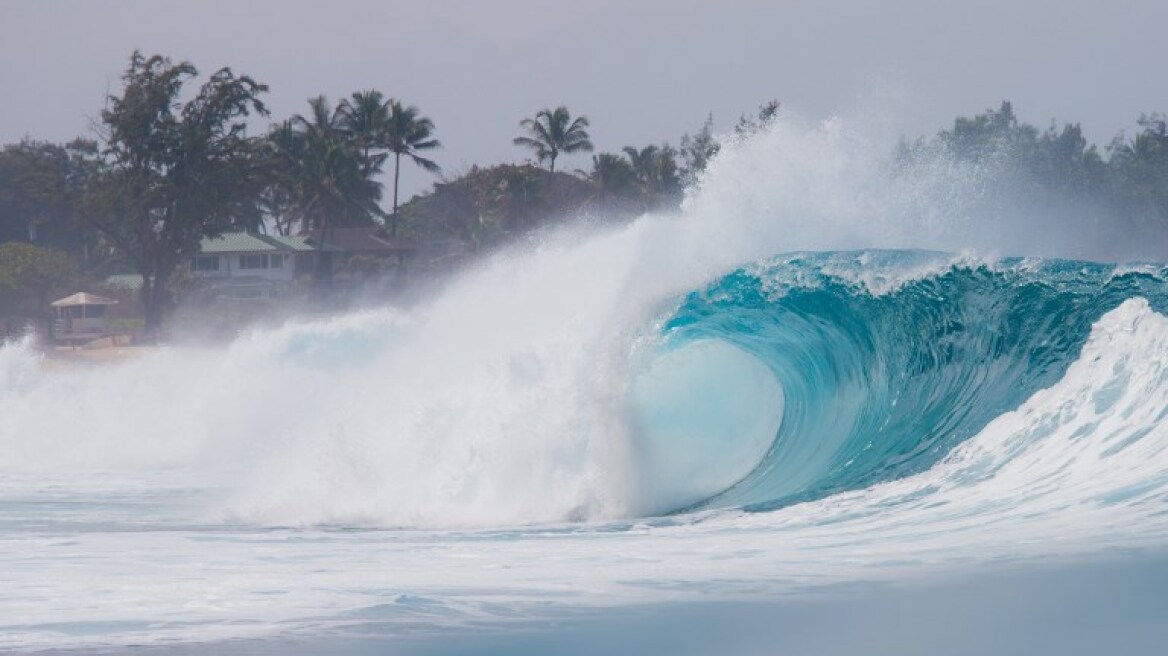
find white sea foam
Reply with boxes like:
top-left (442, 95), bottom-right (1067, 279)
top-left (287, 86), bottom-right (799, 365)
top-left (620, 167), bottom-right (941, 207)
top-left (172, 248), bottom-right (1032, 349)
top-left (3, 300), bottom-right (1168, 650)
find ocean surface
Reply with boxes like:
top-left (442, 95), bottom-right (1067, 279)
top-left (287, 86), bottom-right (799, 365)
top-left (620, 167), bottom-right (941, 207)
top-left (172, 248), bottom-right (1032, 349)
top-left (2, 119), bottom-right (1167, 654)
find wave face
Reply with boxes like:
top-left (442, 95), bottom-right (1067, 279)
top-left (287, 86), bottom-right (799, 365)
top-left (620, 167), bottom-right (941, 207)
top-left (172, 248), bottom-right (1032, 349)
top-left (648, 252), bottom-right (1168, 513)
top-left (3, 252), bottom-right (1168, 528)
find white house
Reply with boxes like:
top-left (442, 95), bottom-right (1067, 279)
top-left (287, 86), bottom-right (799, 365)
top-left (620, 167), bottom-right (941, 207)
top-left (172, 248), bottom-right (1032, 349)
top-left (190, 229), bottom-right (415, 301)
top-left (193, 233), bottom-right (296, 282)
top-left (192, 233), bottom-right (313, 301)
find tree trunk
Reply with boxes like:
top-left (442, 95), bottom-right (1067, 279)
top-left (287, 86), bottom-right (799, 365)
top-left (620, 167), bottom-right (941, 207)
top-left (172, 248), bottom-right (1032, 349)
top-left (548, 154), bottom-right (557, 198)
top-left (38, 288), bottom-right (53, 343)
top-left (139, 256), bottom-right (179, 343)
top-left (392, 151), bottom-right (401, 238)
top-left (314, 211), bottom-right (331, 293)
top-left (141, 274), bottom-right (166, 343)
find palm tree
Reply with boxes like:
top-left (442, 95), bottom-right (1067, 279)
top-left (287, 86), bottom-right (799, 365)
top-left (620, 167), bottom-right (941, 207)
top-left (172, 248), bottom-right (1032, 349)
top-left (293, 95), bottom-right (345, 153)
top-left (623, 145), bottom-right (660, 185)
top-left (266, 95), bottom-right (384, 293)
top-left (384, 100), bottom-right (441, 237)
top-left (513, 106), bottom-right (593, 176)
top-left (271, 97), bottom-right (385, 284)
top-left (589, 152), bottom-right (637, 201)
top-left (623, 144), bottom-right (682, 209)
top-left (492, 165), bottom-right (545, 230)
top-left (339, 89), bottom-right (390, 176)
top-left (284, 96), bottom-right (383, 233)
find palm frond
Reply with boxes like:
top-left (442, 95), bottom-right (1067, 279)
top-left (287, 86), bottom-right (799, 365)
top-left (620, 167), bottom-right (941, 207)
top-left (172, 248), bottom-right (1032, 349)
top-left (410, 154), bottom-right (441, 173)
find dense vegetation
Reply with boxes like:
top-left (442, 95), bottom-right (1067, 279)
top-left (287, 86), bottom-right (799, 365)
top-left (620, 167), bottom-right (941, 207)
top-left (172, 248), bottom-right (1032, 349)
top-left (1, 52), bottom-right (1167, 340)
top-left (897, 101), bottom-right (1168, 253)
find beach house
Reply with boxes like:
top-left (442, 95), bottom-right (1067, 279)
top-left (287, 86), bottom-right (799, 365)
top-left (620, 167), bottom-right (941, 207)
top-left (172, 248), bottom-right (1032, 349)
top-left (190, 232), bottom-right (315, 301)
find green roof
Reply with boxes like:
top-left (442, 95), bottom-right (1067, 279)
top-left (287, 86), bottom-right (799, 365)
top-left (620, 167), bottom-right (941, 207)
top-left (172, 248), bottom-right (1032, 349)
top-left (200, 233), bottom-right (280, 254)
top-left (259, 234), bottom-right (316, 252)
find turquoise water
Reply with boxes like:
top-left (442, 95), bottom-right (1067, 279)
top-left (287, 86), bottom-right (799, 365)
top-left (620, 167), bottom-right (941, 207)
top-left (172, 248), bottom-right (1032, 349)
top-left (661, 252), bottom-right (1168, 512)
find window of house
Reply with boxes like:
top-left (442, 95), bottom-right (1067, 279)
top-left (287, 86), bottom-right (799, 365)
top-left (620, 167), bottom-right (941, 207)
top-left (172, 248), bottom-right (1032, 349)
top-left (193, 255), bottom-right (220, 271)
top-left (269, 254), bottom-right (283, 268)
top-left (239, 254), bottom-right (268, 269)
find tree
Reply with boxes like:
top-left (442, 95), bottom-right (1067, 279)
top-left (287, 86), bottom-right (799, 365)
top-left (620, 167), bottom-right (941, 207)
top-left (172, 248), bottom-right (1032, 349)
top-left (623, 144), bottom-right (683, 210)
top-left (339, 89), bottom-right (391, 175)
top-left (383, 99), bottom-right (441, 237)
top-left (264, 96), bottom-right (386, 286)
top-left (492, 165), bottom-right (546, 230)
top-left (939, 101), bottom-right (1034, 164)
top-left (1109, 114), bottom-right (1168, 224)
top-left (593, 151), bottom-right (640, 194)
top-left (679, 113), bottom-right (720, 187)
top-left (734, 99), bottom-right (780, 138)
top-left (0, 242), bottom-right (79, 334)
top-left (85, 51), bottom-right (269, 338)
top-left (589, 152), bottom-right (637, 211)
top-left (622, 145), bottom-right (660, 184)
top-left (513, 106), bottom-right (593, 176)
top-left (0, 138), bottom-right (100, 256)
top-left (1031, 122), bottom-right (1105, 196)
top-left (275, 95), bottom-right (384, 234)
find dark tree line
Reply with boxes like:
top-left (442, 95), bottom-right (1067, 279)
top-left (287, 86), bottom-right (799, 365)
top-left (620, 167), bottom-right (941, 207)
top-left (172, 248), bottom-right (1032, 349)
top-left (897, 101), bottom-right (1168, 255)
top-left (0, 52), bottom-right (449, 336)
top-left (3, 51), bottom-right (1167, 337)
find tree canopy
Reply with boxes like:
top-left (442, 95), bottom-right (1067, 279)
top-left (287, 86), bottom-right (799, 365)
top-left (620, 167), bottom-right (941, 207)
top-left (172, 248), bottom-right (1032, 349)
top-left (268, 95), bottom-right (385, 237)
top-left (6, 49), bottom-right (1168, 340)
top-left (514, 106), bottom-right (593, 176)
top-left (0, 241), bottom-right (79, 326)
top-left (85, 51), bottom-right (270, 336)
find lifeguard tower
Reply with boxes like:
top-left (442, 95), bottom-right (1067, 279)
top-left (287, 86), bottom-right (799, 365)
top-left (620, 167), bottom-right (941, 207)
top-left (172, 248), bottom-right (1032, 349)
top-left (51, 292), bottom-right (117, 345)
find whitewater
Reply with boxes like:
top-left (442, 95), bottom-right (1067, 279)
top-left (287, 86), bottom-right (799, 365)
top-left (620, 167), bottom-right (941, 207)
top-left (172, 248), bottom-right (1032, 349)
top-left (2, 116), bottom-right (1168, 654)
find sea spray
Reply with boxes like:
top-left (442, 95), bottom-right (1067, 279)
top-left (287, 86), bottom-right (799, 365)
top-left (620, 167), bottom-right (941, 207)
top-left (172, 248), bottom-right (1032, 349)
top-left (0, 113), bottom-right (1164, 529)
top-left (4, 114), bottom-right (1168, 651)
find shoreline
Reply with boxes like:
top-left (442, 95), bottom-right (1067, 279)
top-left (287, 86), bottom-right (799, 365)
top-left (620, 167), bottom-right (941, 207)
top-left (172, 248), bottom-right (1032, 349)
top-left (39, 343), bottom-right (162, 370)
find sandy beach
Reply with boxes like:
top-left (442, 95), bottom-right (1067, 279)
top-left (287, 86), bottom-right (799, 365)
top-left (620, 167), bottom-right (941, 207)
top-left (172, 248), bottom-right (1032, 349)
top-left (39, 343), bottom-right (161, 370)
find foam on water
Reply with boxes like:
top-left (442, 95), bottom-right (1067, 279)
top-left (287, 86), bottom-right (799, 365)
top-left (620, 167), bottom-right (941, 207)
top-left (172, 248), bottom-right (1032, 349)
top-left (2, 113), bottom-right (1168, 650)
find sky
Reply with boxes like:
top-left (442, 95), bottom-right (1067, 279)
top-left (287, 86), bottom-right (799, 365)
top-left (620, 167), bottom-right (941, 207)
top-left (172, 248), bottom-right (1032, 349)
top-left (2, 0), bottom-right (1166, 199)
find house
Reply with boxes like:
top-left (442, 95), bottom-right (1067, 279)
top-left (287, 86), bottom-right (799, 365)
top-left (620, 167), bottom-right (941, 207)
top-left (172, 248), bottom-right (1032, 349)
top-left (190, 229), bottom-right (417, 294)
top-left (260, 234), bottom-right (318, 278)
top-left (303, 226), bottom-right (417, 282)
top-left (191, 232), bottom-right (303, 301)
top-left (194, 232), bottom-right (294, 280)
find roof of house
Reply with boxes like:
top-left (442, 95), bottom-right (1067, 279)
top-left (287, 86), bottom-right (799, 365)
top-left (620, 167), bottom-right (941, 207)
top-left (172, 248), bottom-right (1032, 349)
top-left (200, 233), bottom-right (280, 254)
top-left (51, 292), bottom-right (118, 307)
top-left (197, 229), bottom-right (416, 256)
top-left (306, 226), bottom-right (417, 253)
top-left (261, 234), bottom-right (316, 252)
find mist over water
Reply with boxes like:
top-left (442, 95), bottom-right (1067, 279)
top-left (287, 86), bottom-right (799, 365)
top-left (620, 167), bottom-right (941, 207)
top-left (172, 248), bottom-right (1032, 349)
top-left (3, 113), bottom-right (1168, 651)
top-left (0, 113), bottom-right (1162, 527)
top-left (0, 115), bottom-right (938, 527)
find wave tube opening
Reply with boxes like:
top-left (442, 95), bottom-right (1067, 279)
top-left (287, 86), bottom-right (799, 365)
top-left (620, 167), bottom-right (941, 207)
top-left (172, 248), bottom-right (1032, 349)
top-left (629, 339), bottom-right (784, 515)
top-left (638, 251), bottom-right (1168, 515)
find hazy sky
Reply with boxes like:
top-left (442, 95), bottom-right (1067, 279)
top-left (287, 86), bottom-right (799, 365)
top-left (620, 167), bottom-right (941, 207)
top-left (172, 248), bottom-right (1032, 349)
top-left (2, 0), bottom-right (1166, 198)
